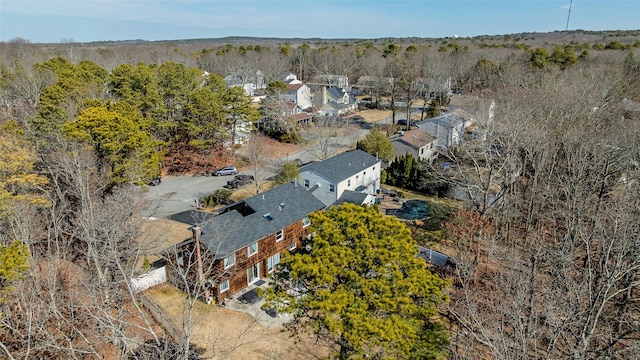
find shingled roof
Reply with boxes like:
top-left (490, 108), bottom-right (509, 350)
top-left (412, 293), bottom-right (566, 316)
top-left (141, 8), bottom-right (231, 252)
top-left (169, 182), bottom-right (325, 257)
top-left (299, 150), bottom-right (381, 183)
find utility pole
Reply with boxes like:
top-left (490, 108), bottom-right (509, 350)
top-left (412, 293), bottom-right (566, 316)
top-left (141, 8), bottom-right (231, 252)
top-left (565, 0), bottom-right (573, 31)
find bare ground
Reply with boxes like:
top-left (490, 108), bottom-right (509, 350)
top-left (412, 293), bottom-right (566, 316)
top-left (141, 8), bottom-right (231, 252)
top-left (147, 284), bottom-right (332, 360)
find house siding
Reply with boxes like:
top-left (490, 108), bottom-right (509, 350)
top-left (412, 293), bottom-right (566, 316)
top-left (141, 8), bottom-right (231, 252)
top-left (167, 219), bottom-right (307, 304)
top-left (301, 162), bottom-right (380, 207)
top-left (214, 220), bottom-right (306, 303)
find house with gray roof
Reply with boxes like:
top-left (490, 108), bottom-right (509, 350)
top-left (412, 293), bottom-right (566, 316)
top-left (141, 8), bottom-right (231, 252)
top-left (415, 109), bottom-right (474, 148)
top-left (299, 149), bottom-right (381, 208)
top-left (167, 182), bottom-right (325, 303)
top-left (315, 87), bottom-right (357, 116)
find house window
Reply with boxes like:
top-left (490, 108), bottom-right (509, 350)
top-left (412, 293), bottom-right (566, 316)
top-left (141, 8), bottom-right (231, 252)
top-left (348, 179), bottom-right (351, 187)
top-left (302, 217), bottom-right (311, 228)
top-left (304, 179), bottom-right (310, 188)
top-left (223, 254), bottom-right (235, 268)
top-left (247, 242), bottom-right (258, 257)
top-left (288, 242), bottom-right (297, 251)
top-left (219, 280), bottom-right (229, 293)
top-left (329, 184), bottom-right (335, 193)
top-left (267, 253), bottom-right (281, 273)
top-left (276, 229), bottom-right (284, 242)
top-left (247, 263), bottom-right (260, 284)
top-left (356, 175), bottom-right (359, 180)
top-left (421, 148), bottom-right (424, 154)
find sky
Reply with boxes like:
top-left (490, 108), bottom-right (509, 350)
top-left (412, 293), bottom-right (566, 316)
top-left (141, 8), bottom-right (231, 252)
top-left (1, 0), bottom-right (638, 43)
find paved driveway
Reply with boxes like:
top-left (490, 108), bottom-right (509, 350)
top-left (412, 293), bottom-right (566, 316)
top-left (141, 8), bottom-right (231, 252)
top-left (143, 173), bottom-right (240, 218)
top-left (144, 124), bottom-right (372, 219)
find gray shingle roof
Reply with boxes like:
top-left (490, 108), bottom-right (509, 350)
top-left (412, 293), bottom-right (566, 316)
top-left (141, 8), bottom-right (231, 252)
top-left (169, 182), bottom-right (325, 257)
top-left (336, 190), bottom-right (369, 205)
top-left (299, 149), bottom-right (380, 183)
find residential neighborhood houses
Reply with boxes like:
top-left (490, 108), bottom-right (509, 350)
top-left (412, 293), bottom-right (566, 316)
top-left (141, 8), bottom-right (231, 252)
top-left (159, 149), bottom-right (382, 304)
top-left (141, 68), bottom-right (496, 308)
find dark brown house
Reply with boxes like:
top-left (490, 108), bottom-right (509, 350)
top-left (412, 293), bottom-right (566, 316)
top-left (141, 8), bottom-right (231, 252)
top-left (166, 182), bottom-right (325, 304)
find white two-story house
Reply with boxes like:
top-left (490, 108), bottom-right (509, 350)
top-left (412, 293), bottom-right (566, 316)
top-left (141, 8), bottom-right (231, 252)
top-left (299, 150), bottom-right (381, 208)
top-left (284, 73), bottom-right (313, 110)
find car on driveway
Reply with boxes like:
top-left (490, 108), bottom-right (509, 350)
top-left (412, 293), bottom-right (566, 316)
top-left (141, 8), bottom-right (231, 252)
top-left (397, 119), bottom-right (417, 127)
top-left (148, 177), bottom-right (161, 186)
top-left (213, 166), bottom-right (238, 176)
top-left (226, 174), bottom-right (254, 188)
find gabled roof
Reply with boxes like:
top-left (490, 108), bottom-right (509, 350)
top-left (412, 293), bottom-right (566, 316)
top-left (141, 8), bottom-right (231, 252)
top-left (326, 87), bottom-right (347, 101)
top-left (169, 182), bottom-right (325, 257)
top-left (415, 112), bottom-right (470, 137)
top-left (290, 113), bottom-right (313, 123)
top-left (288, 83), bottom-right (303, 91)
top-left (391, 129), bottom-right (437, 150)
top-left (300, 150), bottom-right (380, 183)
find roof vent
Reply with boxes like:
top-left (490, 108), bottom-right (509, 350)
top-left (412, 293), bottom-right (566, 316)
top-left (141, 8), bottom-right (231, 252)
top-left (262, 194), bottom-right (265, 200)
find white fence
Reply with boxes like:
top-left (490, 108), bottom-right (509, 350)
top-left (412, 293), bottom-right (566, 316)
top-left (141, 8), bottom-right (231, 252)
top-left (130, 266), bottom-right (167, 293)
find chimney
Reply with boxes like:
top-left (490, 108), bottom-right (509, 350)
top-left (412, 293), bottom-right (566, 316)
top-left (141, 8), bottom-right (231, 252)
top-left (191, 226), bottom-right (205, 288)
top-left (262, 194), bottom-right (265, 200)
top-left (191, 226), bottom-right (201, 242)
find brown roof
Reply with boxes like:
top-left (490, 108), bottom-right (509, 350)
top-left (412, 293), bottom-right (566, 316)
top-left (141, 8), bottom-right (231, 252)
top-left (290, 113), bottom-right (314, 122)
top-left (289, 84), bottom-right (303, 91)
top-left (394, 129), bottom-right (437, 149)
top-left (284, 101), bottom-right (297, 109)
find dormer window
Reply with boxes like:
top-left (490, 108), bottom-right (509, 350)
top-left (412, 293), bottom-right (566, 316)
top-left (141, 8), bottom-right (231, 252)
top-left (263, 213), bottom-right (274, 221)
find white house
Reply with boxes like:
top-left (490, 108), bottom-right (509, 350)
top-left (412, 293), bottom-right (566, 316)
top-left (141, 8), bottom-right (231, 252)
top-left (224, 71), bottom-right (266, 97)
top-left (415, 109), bottom-right (474, 148)
top-left (390, 129), bottom-right (438, 161)
top-left (310, 74), bottom-right (349, 89)
top-left (283, 74), bottom-right (313, 110)
top-left (299, 150), bottom-right (381, 208)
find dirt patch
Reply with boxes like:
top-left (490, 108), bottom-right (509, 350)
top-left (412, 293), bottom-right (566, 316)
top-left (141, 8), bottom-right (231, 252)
top-left (351, 109), bottom-right (393, 123)
top-left (235, 136), bottom-right (315, 163)
top-left (147, 284), bottom-right (331, 360)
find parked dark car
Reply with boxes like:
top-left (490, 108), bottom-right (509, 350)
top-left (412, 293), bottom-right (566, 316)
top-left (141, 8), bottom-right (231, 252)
top-left (148, 177), bottom-right (161, 186)
top-left (397, 119), bottom-right (417, 127)
top-left (226, 174), bottom-right (254, 188)
top-left (213, 166), bottom-right (238, 176)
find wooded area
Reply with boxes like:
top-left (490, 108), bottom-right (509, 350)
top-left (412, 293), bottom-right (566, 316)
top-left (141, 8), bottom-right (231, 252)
top-left (0, 30), bottom-right (639, 359)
